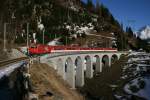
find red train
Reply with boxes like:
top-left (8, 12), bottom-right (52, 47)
top-left (29, 44), bottom-right (117, 55)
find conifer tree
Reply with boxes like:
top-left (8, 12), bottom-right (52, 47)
top-left (126, 26), bottom-right (133, 37)
top-left (95, 0), bottom-right (101, 15)
top-left (86, 0), bottom-right (94, 12)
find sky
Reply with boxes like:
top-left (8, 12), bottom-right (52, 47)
top-left (82, 0), bottom-right (150, 31)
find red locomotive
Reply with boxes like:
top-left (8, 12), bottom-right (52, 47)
top-left (29, 44), bottom-right (117, 55)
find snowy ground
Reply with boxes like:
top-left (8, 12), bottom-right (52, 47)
top-left (121, 52), bottom-right (150, 79)
top-left (19, 46), bottom-right (27, 54)
top-left (124, 77), bottom-right (150, 100)
top-left (125, 52), bottom-right (150, 99)
top-left (115, 51), bottom-right (150, 100)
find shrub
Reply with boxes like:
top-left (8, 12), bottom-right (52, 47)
top-left (129, 85), bottom-right (139, 93)
top-left (138, 80), bottom-right (146, 89)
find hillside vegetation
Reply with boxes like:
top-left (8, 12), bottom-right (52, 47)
top-left (0, 0), bottom-right (146, 51)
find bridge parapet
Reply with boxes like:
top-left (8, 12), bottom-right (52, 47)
top-left (40, 51), bottom-right (128, 61)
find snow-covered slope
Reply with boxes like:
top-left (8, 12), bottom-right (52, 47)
top-left (137, 25), bottom-right (150, 40)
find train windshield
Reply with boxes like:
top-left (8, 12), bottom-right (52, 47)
top-left (30, 45), bottom-right (37, 48)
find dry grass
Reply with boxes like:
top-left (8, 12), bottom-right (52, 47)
top-left (30, 63), bottom-right (84, 100)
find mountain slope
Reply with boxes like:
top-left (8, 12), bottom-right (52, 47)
top-left (0, 0), bottom-right (126, 50)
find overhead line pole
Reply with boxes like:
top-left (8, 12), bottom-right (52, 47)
top-left (4, 23), bottom-right (8, 52)
top-left (43, 28), bottom-right (45, 44)
top-left (27, 23), bottom-right (29, 55)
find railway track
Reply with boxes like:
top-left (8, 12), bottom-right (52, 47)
top-left (0, 57), bottom-right (29, 69)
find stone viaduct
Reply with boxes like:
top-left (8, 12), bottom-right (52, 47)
top-left (40, 51), bottom-right (127, 89)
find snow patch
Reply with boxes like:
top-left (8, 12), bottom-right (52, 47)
top-left (0, 61), bottom-right (26, 79)
top-left (47, 38), bottom-right (61, 45)
top-left (124, 77), bottom-right (150, 100)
